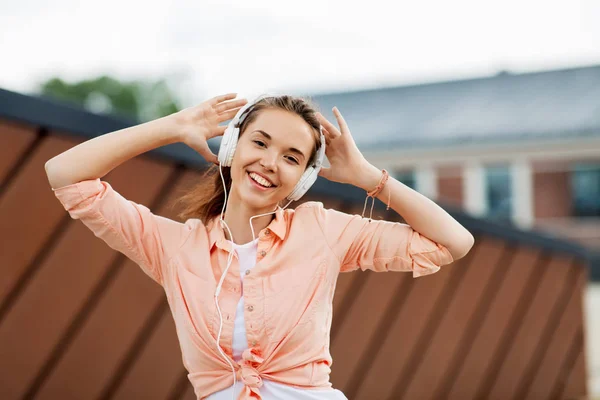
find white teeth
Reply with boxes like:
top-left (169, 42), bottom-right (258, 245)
top-left (249, 172), bottom-right (273, 188)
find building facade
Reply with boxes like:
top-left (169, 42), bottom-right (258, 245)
top-left (311, 64), bottom-right (600, 263)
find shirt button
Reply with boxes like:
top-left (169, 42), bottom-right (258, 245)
top-left (259, 250), bottom-right (266, 257)
top-left (247, 305), bottom-right (254, 312)
top-left (245, 269), bottom-right (251, 276)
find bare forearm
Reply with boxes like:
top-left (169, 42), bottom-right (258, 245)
top-left (357, 163), bottom-right (475, 260)
top-left (45, 115), bottom-right (182, 189)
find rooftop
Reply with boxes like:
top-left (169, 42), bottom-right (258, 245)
top-left (308, 64), bottom-right (600, 149)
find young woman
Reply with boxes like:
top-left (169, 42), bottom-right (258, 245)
top-left (45, 93), bottom-right (474, 400)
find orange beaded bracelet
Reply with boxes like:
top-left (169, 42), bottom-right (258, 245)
top-left (361, 169), bottom-right (391, 220)
top-left (367, 169), bottom-right (389, 197)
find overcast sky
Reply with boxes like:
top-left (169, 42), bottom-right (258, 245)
top-left (1, 0), bottom-right (599, 106)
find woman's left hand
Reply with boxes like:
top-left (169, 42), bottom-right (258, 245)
top-left (316, 107), bottom-right (375, 188)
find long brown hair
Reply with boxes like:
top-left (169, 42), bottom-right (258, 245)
top-left (175, 95), bottom-right (322, 223)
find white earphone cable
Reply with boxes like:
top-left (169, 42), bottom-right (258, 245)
top-left (216, 164), bottom-right (238, 400)
top-left (215, 164), bottom-right (293, 400)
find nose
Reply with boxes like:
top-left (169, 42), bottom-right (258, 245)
top-left (259, 151), bottom-right (277, 172)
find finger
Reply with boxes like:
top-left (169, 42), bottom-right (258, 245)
top-left (319, 118), bottom-right (340, 142)
top-left (198, 144), bottom-right (218, 164)
top-left (186, 136), bottom-right (218, 164)
top-left (206, 124), bottom-right (227, 139)
top-left (323, 128), bottom-right (338, 145)
top-left (209, 93), bottom-right (238, 106)
top-left (215, 98), bottom-right (248, 114)
top-left (217, 106), bottom-right (245, 123)
top-left (332, 107), bottom-right (350, 134)
top-left (318, 166), bottom-right (332, 179)
top-left (316, 112), bottom-right (341, 137)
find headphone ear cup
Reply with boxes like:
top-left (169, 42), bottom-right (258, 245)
top-left (218, 125), bottom-right (238, 167)
top-left (218, 94), bottom-right (265, 167)
top-left (287, 167), bottom-right (318, 202)
top-left (287, 127), bottom-right (326, 202)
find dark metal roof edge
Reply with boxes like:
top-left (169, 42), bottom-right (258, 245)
top-left (0, 87), bottom-right (215, 168)
top-left (303, 63), bottom-right (600, 99)
top-left (0, 87), bottom-right (595, 266)
top-left (0, 88), bottom-right (137, 137)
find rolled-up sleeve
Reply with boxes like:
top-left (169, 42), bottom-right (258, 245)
top-left (312, 203), bottom-right (454, 277)
top-left (52, 178), bottom-right (191, 285)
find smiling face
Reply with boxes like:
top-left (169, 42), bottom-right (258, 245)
top-left (228, 107), bottom-right (317, 212)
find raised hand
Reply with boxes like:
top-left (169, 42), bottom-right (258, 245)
top-left (316, 107), bottom-right (371, 187)
top-left (175, 93), bottom-right (247, 164)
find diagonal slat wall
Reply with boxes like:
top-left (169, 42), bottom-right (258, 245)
top-left (0, 115), bottom-right (589, 400)
top-left (525, 267), bottom-right (586, 398)
top-left (483, 255), bottom-right (577, 399)
top-left (400, 237), bottom-right (506, 399)
top-left (0, 120), bottom-right (38, 187)
top-left (109, 171), bottom-right (205, 400)
top-left (445, 246), bottom-right (544, 399)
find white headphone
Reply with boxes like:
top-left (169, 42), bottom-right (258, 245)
top-left (217, 94), bottom-right (326, 202)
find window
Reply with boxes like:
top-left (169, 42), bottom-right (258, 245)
top-left (572, 163), bottom-right (600, 217)
top-left (485, 165), bottom-right (512, 222)
top-left (393, 170), bottom-right (415, 190)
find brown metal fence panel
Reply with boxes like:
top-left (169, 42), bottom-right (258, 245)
top-left (329, 264), bottom-right (409, 392)
top-left (484, 255), bottom-right (578, 399)
top-left (525, 267), bottom-right (586, 398)
top-left (400, 237), bottom-right (506, 400)
top-left (31, 160), bottom-right (177, 399)
top-left (560, 342), bottom-right (587, 399)
top-left (110, 308), bottom-right (184, 400)
top-left (353, 250), bottom-right (461, 399)
top-left (0, 135), bottom-right (74, 309)
top-left (0, 119), bottom-right (37, 184)
top-left (180, 384), bottom-right (198, 400)
top-left (110, 171), bottom-right (204, 400)
top-left (0, 135), bottom-right (85, 399)
top-left (445, 246), bottom-right (543, 399)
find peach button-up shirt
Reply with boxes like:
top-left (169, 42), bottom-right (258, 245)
top-left (53, 178), bottom-right (454, 399)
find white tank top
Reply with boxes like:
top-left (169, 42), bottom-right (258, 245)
top-left (206, 238), bottom-right (347, 400)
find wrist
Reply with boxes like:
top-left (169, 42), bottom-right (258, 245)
top-left (163, 112), bottom-right (189, 144)
top-left (354, 163), bottom-right (383, 192)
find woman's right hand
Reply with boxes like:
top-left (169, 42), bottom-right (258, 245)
top-left (174, 93), bottom-right (248, 164)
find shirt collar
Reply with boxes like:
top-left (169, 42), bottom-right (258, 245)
top-left (208, 207), bottom-right (287, 250)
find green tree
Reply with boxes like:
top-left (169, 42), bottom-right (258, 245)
top-left (38, 75), bottom-right (181, 121)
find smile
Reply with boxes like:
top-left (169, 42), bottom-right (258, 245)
top-left (247, 171), bottom-right (276, 190)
